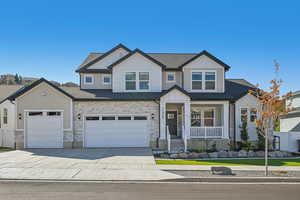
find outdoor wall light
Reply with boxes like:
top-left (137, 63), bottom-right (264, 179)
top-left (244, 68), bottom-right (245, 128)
top-left (77, 113), bottom-right (81, 120)
top-left (151, 113), bottom-right (155, 119)
top-left (18, 113), bottom-right (22, 120)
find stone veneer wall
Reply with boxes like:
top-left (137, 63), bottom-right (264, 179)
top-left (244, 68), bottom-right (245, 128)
top-left (74, 101), bottom-right (160, 148)
top-left (187, 139), bottom-right (230, 151)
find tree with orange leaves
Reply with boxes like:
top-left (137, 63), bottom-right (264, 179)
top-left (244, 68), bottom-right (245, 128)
top-left (249, 61), bottom-right (292, 176)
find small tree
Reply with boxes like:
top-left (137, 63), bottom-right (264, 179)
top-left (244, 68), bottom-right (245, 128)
top-left (256, 127), bottom-right (265, 150)
top-left (249, 61), bottom-right (292, 176)
top-left (240, 121), bottom-right (250, 149)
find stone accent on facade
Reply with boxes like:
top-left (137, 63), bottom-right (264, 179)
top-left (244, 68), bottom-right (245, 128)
top-left (73, 101), bottom-right (160, 147)
top-left (187, 139), bottom-right (230, 151)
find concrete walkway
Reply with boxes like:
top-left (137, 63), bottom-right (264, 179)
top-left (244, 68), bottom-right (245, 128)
top-left (0, 148), bottom-right (182, 180)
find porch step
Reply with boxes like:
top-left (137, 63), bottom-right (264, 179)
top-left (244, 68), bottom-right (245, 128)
top-left (170, 139), bottom-right (185, 153)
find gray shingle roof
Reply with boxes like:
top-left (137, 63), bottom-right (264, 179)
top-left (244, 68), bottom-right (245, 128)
top-left (0, 85), bottom-right (24, 103)
top-left (60, 79), bottom-right (255, 101)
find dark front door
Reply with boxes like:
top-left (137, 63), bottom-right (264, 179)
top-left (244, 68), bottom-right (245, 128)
top-left (166, 111), bottom-right (177, 137)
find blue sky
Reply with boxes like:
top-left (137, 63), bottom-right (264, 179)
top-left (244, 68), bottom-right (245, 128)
top-left (0, 0), bottom-right (299, 94)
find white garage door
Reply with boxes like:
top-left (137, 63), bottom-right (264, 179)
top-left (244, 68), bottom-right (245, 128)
top-left (85, 115), bottom-right (149, 147)
top-left (26, 111), bottom-right (63, 148)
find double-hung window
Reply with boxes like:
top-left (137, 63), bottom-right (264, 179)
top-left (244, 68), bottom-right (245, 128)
top-left (125, 72), bottom-right (136, 90)
top-left (125, 72), bottom-right (149, 91)
top-left (205, 72), bottom-right (216, 90)
top-left (191, 72), bottom-right (202, 90)
top-left (139, 72), bottom-right (149, 90)
top-left (191, 71), bottom-right (216, 91)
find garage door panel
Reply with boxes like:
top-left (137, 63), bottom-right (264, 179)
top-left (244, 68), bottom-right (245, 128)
top-left (85, 116), bottom-right (149, 147)
top-left (26, 112), bottom-right (63, 148)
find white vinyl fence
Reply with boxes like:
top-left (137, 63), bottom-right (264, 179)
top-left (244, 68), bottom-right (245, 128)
top-left (0, 130), bottom-right (15, 148)
top-left (273, 132), bottom-right (300, 153)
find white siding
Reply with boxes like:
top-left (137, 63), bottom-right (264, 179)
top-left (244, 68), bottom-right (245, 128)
top-left (88, 48), bottom-right (129, 69)
top-left (235, 94), bottom-right (259, 141)
top-left (0, 100), bottom-right (16, 148)
top-left (280, 117), bottom-right (300, 132)
top-left (274, 132), bottom-right (300, 152)
top-left (112, 53), bottom-right (162, 92)
top-left (183, 55), bottom-right (225, 92)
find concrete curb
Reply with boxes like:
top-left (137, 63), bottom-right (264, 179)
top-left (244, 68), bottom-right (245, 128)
top-left (1, 177), bottom-right (300, 183)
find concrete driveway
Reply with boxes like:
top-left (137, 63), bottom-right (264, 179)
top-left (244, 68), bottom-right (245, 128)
top-left (0, 148), bottom-right (182, 180)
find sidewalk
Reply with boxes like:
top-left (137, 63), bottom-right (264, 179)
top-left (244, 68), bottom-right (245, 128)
top-left (158, 165), bottom-right (300, 171)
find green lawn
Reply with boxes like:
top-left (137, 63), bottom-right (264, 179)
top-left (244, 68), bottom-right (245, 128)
top-left (156, 158), bottom-right (300, 166)
top-left (0, 147), bottom-right (12, 150)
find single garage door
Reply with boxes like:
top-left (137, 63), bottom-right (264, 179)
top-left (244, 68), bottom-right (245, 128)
top-left (85, 115), bottom-right (149, 147)
top-left (26, 111), bottom-right (63, 148)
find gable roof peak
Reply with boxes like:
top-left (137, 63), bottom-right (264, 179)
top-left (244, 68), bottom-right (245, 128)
top-left (76, 43), bottom-right (131, 73)
top-left (108, 48), bottom-right (166, 69)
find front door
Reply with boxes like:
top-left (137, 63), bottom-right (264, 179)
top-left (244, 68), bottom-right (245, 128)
top-left (166, 111), bottom-right (177, 137)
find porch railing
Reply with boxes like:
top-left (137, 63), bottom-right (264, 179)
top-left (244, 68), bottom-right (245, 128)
top-left (190, 127), bottom-right (224, 139)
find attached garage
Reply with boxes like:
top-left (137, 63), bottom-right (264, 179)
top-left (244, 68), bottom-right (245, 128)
top-left (25, 111), bottom-right (63, 148)
top-left (84, 115), bottom-right (150, 147)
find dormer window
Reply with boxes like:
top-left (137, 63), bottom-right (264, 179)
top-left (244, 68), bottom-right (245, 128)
top-left (103, 75), bottom-right (111, 85)
top-left (191, 70), bottom-right (216, 91)
top-left (167, 72), bottom-right (176, 82)
top-left (84, 75), bottom-right (94, 85)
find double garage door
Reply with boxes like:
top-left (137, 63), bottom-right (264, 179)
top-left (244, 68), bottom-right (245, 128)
top-left (26, 111), bottom-right (63, 148)
top-left (85, 115), bottom-right (150, 147)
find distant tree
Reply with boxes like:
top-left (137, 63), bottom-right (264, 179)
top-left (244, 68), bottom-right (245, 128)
top-left (14, 74), bottom-right (19, 84)
top-left (62, 82), bottom-right (78, 87)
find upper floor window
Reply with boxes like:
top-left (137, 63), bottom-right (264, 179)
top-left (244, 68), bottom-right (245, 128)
top-left (205, 72), bottom-right (216, 90)
top-left (139, 72), bottom-right (149, 90)
top-left (84, 75), bottom-right (94, 85)
top-left (3, 108), bottom-right (8, 124)
top-left (191, 71), bottom-right (216, 91)
top-left (103, 75), bottom-right (111, 85)
top-left (250, 108), bottom-right (257, 122)
top-left (125, 72), bottom-right (136, 90)
top-left (125, 72), bottom-right (149, 91)
top-left (191, 72), bottom-right (202, 90)
top-left (167, 72), bottom-right (176, 82)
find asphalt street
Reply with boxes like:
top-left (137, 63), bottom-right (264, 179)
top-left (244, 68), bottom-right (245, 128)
top-left (0, 181), bottom-right (299, 200)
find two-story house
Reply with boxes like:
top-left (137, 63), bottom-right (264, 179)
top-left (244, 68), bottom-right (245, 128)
top-left (0, 44), bottom-right (259, 151)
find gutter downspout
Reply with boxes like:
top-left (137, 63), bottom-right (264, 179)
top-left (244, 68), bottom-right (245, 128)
top-left (233, 102), bottom-right (236, 149)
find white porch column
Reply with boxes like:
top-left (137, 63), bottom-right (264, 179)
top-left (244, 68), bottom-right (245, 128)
top-left (160, 102), bottom-right (166, 140)
top-left (223, 102), bottom-right (229, 139)
top-left (184, 101), bottom-right (191, 139)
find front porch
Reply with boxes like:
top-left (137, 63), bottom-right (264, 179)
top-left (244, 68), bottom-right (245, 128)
top-left (159, 88), bottom-right (229, 152)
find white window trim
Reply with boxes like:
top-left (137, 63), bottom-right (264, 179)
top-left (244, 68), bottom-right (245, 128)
top-left (102, 74), bottom-right (111, 85)
top-left (191, 107), bottom-right (216, 127)
top-left (240, 107), bottom-right (257, 124)
top-left (191, 70), bottom-right (217, 92)
top-left (124, 71), bottom-right (151, 92)
top-left (166, 72), bottom-right (176, 83)
top-left (83, 74), bottom-right (94, 85)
